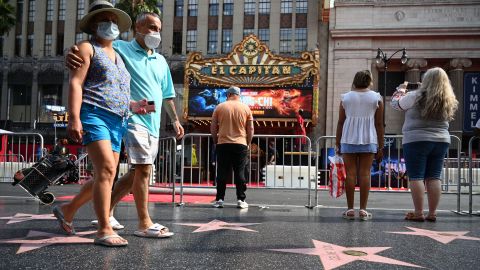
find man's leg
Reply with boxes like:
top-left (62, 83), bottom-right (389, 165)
top-left (232, 144), bottom-right (248, 201)
top-left (131, 164), bottom-right (154, 230)
top-left (215, 144), bottom-right (230, 201)
top-left (109, 170), bottom-right (134, 214)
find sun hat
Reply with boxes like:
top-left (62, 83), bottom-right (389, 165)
top-left (227, 86), bottom-right (241, 95)
top-left (79, 0), bottom-right (131, 35)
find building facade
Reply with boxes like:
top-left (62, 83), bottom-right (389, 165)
top-left (0, 0), bottom-right (327, 140)
top-left (327, 0), bottom-right (480, 144)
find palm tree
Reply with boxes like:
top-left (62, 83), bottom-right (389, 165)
top-left (0, 0), bottom-right (15, 36)
top-left (115, 0), bottom-right (162, 30)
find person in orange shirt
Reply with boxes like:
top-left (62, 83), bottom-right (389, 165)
top-left (210, 86), bottom-right (254, 209)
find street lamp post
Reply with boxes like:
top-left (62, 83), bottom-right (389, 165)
top-left (375, 48), bottom-right (408, 191)
top-left (375, 48), bottom-right (408, 125)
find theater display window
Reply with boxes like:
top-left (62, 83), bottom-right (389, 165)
top-left (184, 35), bottom-right (319, 131)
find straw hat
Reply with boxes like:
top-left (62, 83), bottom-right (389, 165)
top-left (79, 0), bottom-right (131, 35)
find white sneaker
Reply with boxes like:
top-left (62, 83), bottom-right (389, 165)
top-left (212, 199), bottom-right (224, 208)
top-left (237, 200), bottom-right (248, 209)
top-left (91, 216), bottom-right (125, 230)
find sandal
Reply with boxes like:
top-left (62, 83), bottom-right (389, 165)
top-left (134, 223), bottom-right (174, 238)
top-left (342, 209), bottom-right (355, 220)
top-left (94, 234), bottom-right (128, 247)
top-left (425, 213), bottom-right (437, 222)
top-left (359, 209), bottom-right (372, 221)
top-left (52, 205), bottom-right (76, 235)
top-left (405, 212), bottom-right (425, 222)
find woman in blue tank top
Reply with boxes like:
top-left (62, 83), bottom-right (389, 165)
top-left (52, 1), bottom-right (136, 247)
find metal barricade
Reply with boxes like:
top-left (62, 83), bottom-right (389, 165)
top-left (152, 137), bottom-right (177, 202)
top-left (0, 132), bottom-right (44, 182)
top-left (314, 134), bottom-right (465, 208)
top-left (179, 134), bottom-right (314, 207)
top-left (467, 136), bottom-right (480, 215)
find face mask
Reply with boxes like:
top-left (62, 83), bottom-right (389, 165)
top-left (142, 32), bottom-right (161, 49)
top-left (96, 21), bottom-right (120, 40)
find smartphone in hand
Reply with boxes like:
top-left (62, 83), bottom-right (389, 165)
top-left (406, 82), bottom-right (420, 90)
top-left (145, 101), bottom-right (156, 113)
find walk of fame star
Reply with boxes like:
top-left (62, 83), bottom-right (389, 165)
top-left (0, 213), bottom-right (56, 224)
top-left (175, 219), bottom-right (260, 233)
top-left (0, 230), bottom-right (95, 254)
top-left (386, 227), bottom-right (480, 244)
top-left (269, 239), bottom-right (423, 270)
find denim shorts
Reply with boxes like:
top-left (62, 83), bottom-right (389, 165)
top-left (80, 103), bottom-right (127, 153)
top-left (341, 143), bottom-right (377, 154)
top-left (403, 141), bottom-right (449, 181)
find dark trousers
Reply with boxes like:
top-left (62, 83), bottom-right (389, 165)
top-left (215, 143), bottom-right (248, 201)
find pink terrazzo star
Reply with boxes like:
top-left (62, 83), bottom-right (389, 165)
top-left (386, 226), bottom-right (480, 244)
top-left (175, 219), bottom-right (260, 233)
top-left (0, 213), bottom-right (56, 224)
top-left (269, 239), bottom-right (423, 270)
top-left (0, 230), bottom-right (95, 254)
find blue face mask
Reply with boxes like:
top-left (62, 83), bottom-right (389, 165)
top-left (96, 21), bottom-right (120, 40)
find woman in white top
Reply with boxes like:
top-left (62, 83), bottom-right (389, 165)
top-left (336, 70), bottom-right (384, 220)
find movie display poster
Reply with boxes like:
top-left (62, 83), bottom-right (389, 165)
top-left (188, 88), bottom-right (313, 118)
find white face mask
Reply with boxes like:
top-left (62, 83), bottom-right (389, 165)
top-left (96, 21), bottom-right (120, 40)
top-left (142, 32), bottom-right (161, 49)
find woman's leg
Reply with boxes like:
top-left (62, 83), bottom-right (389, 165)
top-left (424, 142), bottom-right (449, 218)
top-left (358, 153), bottom-right (374, 210)
top-left (60, 180), bottom-right (94, 223)
top-left (342, 153), bottom-right (358, 210)
top-left (403, 142), bottom-right (428, 217)
top-left (87, 140), bottom-right (124, 243)
top-left (425, 179), bottom-right (441, 217)
top-left (409, 180), bottom-right (425, 216)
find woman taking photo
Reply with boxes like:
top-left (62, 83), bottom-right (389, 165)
top-left (391, 67), bottom-right (458, 222)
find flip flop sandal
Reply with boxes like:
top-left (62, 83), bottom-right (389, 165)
top-left (94, 234), bottom-right (128, 247)
top-left (134, 223), bottom-right (174, 238)
top-left (425, 214), bottom-right (437, 222)
top-left (342, 209), bottom-right (355, 220)
top-left (359, 209), bottom-right (373, 221)
top-left (52, 205), bottom-right (76, 235)
top-left (91, 216), bottom-right (125, 230)
top-left (405, 212), bottom-right (425, 222)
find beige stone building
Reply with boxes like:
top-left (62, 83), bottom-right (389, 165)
top-left (326, 0), bottom-right (480, 143)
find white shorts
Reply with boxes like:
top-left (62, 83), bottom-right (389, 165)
top-left (124, 123), bottom-right (159, 165)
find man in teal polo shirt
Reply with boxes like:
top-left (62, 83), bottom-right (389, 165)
top-left (67, 12), bottom-right (183, 238)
